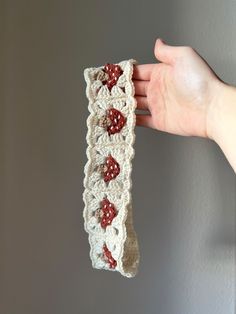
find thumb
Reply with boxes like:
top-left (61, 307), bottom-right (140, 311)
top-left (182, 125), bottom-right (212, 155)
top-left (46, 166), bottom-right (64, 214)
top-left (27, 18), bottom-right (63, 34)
top-left (154, 38), bottom-right (177, 64)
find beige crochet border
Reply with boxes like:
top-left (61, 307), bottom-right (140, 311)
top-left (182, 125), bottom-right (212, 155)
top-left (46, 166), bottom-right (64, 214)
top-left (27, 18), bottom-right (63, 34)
top-left (83, 59), bottom-right (140, 278)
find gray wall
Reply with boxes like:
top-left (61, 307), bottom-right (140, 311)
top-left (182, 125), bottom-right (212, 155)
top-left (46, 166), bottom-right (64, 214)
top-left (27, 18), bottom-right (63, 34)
top-left (1, 1), bottom-right (235, 314)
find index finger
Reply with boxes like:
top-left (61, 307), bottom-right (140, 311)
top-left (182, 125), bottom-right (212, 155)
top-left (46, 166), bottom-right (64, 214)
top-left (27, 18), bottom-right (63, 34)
top-left (133, 64), bottom-right (155, 81)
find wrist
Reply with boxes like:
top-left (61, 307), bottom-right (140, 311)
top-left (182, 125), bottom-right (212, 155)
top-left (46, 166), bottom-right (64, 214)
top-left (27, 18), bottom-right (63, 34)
top-left (206, 80), bottom-right (236, 144)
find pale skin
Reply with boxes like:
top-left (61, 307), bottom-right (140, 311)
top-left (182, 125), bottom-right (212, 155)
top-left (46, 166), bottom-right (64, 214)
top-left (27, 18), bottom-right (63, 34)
top-left (133, 38), bottom-right (236, 172)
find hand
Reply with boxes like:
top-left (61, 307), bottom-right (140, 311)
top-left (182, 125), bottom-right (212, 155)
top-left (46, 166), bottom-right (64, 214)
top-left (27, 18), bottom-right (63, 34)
top-left (133, 38), bottom-right (223, 138)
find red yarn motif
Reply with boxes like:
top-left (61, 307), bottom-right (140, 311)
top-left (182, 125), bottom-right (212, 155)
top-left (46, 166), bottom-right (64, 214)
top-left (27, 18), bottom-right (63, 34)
top-left (99, 198), bottom-right (117, 228)
top-left (103, 244), bottom-right (117, 269)
top-left (107, 108), bottom-right (126, 135)
top-left (102, 154), bottom-right (120, 182)
top-left (102, 63), bottom-right (123, 91)
top-left (98, 108), bottom-right (126, 135)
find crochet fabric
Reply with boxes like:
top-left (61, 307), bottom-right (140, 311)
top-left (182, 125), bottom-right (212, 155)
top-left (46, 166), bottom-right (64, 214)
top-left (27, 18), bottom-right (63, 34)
top-left (83, 59), bottom-right (140, 278)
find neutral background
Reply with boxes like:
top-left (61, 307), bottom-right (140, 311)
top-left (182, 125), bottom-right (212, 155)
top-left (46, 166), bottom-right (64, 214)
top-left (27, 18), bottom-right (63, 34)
top-left (1, 1), bottom-right (235, 313)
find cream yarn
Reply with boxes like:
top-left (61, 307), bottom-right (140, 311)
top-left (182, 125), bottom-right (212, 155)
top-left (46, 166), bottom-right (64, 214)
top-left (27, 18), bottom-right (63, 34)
top-left (83, 59), bottom-right (140, 278)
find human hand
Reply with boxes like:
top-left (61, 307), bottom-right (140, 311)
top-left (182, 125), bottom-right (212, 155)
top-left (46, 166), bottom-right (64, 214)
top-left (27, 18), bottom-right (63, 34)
top-left (133, 38), bottom-right (223, 138)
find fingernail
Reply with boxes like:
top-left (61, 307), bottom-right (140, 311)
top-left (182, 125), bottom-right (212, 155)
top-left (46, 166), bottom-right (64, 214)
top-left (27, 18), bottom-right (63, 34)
top-left (159, 38), bottom-right (166, 44)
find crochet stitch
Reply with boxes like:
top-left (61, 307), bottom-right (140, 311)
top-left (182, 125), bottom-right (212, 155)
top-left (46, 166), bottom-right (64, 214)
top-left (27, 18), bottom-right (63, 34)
top-left (83, 59), bottom-right (140, 278)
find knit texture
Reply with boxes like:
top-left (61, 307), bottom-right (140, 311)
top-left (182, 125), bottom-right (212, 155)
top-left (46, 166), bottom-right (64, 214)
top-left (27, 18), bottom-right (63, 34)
top-left (83, 59), bottom-right (140, 277)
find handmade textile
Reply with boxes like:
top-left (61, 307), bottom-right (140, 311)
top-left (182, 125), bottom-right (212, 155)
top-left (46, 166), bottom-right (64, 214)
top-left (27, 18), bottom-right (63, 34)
top-left (83, 59), bottom-right (140, 278)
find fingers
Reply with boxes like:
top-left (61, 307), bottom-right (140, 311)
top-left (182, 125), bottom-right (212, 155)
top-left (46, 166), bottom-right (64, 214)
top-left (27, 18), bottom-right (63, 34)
top-left (133, 64), bottom-right (155, 81)
top-left (136, 114), bottom-right (155, 129)
top-left (133, 80), bottom-right (149, 96)
top-left (135, 96), bottom-right (149, 111)
top-left (154, 38), bottom-right (178, 65)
